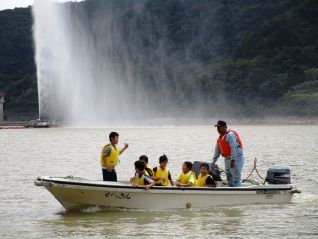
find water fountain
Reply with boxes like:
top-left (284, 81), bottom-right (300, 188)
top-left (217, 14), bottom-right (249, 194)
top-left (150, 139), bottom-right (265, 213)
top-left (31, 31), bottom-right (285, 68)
top-left (33, 0), bottom-right (164, 127)
top-left (33, 0), bottom-right (226, 127)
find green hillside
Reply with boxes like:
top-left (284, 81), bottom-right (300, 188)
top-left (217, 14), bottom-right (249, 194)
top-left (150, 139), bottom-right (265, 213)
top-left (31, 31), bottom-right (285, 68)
top-left (0, 7), bottom-right (37, 120)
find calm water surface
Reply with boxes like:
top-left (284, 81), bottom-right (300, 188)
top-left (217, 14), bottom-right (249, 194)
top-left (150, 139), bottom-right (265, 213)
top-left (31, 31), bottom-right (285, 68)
top-left (0, 125), bottom-right (317, 238)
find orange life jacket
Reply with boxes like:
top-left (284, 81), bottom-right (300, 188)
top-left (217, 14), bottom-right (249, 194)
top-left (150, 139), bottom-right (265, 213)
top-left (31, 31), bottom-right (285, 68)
top-left (217, 130), bottom-right (243, 158)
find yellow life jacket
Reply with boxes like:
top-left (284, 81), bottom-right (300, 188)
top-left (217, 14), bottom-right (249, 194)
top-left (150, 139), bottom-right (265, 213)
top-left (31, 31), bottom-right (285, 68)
top-left (100, 144), bottom-right (119, 167)
top-left (154, 167), bottom-right (170, 186)
top-left (178, 171), bottom-right (196, 185)
top-left (132, 173), bottom-right (147, 186)
top-left (144, 167), bottom-right (154, 177)
top-left (196, 174), bottom-right (213, 187)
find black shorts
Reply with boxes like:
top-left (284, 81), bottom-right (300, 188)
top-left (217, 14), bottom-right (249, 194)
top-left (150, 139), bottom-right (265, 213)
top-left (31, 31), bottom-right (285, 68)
top-left (102, 168), bottom-right (117, 182)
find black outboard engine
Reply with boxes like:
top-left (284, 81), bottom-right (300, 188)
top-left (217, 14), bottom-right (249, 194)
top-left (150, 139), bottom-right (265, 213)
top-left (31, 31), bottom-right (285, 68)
top-left (265, 168), bottom-right (291, 184)
top-left (192, 161), bottom-right (222, 181)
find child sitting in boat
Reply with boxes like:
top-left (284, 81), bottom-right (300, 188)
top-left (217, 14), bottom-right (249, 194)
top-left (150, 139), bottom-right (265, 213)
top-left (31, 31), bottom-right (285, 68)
top-left (175, 161), bottom-right (196, 187)
top-left (196, 163), bottom-right (216, 187)
top-left (152, 154), bottom-right (174, 186)
top-left (130, 161), bottom-right (154, 190)
top-left (139, 155), bottom-right (154, 177)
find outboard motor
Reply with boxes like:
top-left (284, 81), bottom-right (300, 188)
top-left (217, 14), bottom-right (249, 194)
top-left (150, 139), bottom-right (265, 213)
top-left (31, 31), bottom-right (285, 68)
top-left (192, 161), bottom-right (222, 181)
top-left (265, 168), bottom-right (291, 184)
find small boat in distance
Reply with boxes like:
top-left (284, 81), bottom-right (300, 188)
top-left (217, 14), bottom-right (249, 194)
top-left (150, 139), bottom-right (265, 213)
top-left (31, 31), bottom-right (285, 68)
top-left (34, 166), bottom-right (301, 211)
top-left (24, 119), bottom-right (55, 128)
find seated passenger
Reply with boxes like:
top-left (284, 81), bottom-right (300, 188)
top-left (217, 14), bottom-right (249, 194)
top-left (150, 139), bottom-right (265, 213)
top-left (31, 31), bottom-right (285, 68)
top-left (152, 154), bottom-right (174, 186)
top-left (196, 163), bottom-right (216, 187)
top-left (139, 155), bottom-right (154, 177)
top-left (175, 161), bottom-right (196, 187)
top-left (130, 160), bottom-right (154, 190)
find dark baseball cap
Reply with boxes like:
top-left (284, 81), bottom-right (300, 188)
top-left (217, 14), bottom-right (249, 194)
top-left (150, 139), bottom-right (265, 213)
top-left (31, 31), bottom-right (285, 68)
top-left (214, 120), bottom-right (227, 127)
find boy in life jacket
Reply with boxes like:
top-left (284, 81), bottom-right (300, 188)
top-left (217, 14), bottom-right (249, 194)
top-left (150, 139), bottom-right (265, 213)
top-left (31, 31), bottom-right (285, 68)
top-left (130, 161), bottom-right (154, 190)
top-left (100, 132), bottom-right (129, 182)
top-left (152, 154), bottom-right (174, 186)
top-left (139, 155), bottom-right (154, 177)
top-left (196, 163), bottom-right (216, 187)
top-left (175, 161), bottom-right (196, 187)
top-left (212, 120), bottom-right (244, 187)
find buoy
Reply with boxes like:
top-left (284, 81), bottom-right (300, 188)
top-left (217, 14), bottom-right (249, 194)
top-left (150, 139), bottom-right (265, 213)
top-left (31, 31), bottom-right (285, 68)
top-left (186, 203), bottom-right (191, 208)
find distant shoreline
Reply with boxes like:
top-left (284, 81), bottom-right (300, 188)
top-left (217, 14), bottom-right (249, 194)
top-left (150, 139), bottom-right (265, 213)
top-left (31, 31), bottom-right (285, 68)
top-left (1, 117), bottom-right (318, 128)
top-left (142, 117), bottom-right (318, 126)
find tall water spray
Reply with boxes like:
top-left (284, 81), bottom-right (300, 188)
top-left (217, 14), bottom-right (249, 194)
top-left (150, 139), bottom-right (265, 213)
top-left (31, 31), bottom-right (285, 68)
top-left (33, 0), bottom-right (168, 126)
top-left (33, 0), bottom-right (228, 126)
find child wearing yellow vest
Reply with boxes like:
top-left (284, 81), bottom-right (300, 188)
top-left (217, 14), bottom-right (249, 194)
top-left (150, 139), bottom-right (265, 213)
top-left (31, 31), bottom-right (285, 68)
top-left (152, 154), bottom-right (174, 186)
top-left (100, 132), bottom-right (129, 182)
top-left (196, 163), bottom-right (216, 187)
top-left (139, 155), bottom-right (154, 177)
top-left (130, 161), bottom-right (154, 190)
top-left (175, 161), bottom-right (196, 187)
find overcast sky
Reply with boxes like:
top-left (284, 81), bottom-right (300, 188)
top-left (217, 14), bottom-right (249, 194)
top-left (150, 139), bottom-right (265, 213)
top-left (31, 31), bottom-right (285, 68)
top-left (0, 0), bottom-right (33, 10)
top-left (0, 0), bottom-right (83, 11)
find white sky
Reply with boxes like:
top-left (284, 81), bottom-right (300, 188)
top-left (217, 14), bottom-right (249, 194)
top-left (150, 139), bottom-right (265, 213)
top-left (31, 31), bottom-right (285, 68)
top-left (0, 0), bottom-right (82, 11)
top-left (0, 0), bottom-right (33, 10)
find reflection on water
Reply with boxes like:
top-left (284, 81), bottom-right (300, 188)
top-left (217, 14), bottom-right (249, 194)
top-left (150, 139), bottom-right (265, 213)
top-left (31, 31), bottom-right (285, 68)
top-left (33, 201), bottom-right (318, 238)
top-left (1, 126), bottom-right (318, 238)
top-left (41, 207), bottom-right (246, 238)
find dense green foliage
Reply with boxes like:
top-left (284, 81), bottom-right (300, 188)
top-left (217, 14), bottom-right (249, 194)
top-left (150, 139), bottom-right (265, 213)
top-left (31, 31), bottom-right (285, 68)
top-left (0, 0), bottom-right (318, 119)
top-left (0, 7), bottom-right (37, 119)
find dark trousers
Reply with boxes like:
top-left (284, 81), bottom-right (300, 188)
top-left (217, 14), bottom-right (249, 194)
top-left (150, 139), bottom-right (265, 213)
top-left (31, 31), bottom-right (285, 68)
top-left (102, 168), bottom-right (117, 181)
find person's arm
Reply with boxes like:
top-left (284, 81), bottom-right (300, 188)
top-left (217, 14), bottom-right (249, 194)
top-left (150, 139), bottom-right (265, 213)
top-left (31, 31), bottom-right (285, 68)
top-left (102, 146), bottom-right (112, 171)
top-left (168, 172), bottom-right (174, 186)
top-left (175, 173), bottom-right (182, 186)
top-left (176, 173), bottom-right (195, 187)
top-left (144, 177), bottom-right (155, 190)
top-left (178, 182), bottom-right (191, 187)
top-left (176, 174), bottom-right (194, 187)
top-left (226, 133), bottom-right (239, 168)
top-left (212, 144), bottom-right (220, 165)
top-left (186, 174), bottom-right (195, 187)
top-left (119, 143), bottom-right (129, 155)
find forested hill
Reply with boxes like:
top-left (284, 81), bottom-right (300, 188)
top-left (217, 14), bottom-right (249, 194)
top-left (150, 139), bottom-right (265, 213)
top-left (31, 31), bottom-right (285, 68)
top-left (1, 0), bottom-right (318, 120)
top-left (0, 7), bottom-right (37, 119)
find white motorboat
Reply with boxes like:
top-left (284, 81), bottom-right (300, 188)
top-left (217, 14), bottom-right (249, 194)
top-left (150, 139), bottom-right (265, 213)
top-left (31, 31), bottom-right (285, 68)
top-left (34, 173), bottom-right (301, 211)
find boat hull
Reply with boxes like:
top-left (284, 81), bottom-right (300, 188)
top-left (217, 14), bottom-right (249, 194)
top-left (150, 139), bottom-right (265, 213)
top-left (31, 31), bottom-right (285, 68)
top-left (35, 176), bottom-right (299, 210)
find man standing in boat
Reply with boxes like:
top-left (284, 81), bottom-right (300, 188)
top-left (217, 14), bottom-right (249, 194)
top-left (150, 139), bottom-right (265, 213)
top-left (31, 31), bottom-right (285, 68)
top-left (212, 120), bottom-right (244, 187)
top-left (101, 132), bottom-right (129, 181)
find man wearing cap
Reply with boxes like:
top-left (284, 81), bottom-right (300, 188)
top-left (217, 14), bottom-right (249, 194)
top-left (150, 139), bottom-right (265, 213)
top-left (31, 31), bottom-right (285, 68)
top-left (212, 120), bottom-right (244, 187)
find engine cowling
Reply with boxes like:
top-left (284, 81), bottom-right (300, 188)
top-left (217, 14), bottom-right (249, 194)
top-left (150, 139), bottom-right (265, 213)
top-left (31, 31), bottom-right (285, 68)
top-left (265, 168), bottom-right (291, 184)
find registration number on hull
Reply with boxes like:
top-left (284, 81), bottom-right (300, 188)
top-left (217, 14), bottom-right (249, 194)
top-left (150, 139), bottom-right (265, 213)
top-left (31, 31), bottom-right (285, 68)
top-left (256, 189), bottom-right (282, 194)
top-left (256, 190), bottom-right (284, 199)
top-left (104, 192), bottom-right (131, 200)
top-left (256, 189), bottom-right (283, 197)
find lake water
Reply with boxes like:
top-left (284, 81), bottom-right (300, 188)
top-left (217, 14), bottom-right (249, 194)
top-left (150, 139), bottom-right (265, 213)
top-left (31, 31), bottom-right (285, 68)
top-left (1, 125), bottom-right (318, 238)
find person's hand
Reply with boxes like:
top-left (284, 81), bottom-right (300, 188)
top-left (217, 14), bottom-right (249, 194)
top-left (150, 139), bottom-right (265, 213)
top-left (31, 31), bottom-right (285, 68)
top-left (145, 185), bottom-right (152, 190)
top-left (124, 143), bottom-right (129, 149)
top-left (230, 160), bottom-right (235, 168)
top-left (176, 182), bottom-right (181, 187)
top-left (133, 183), bottom-right (138, 187)
top-left (106, 167), bottom-right (113, 172)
